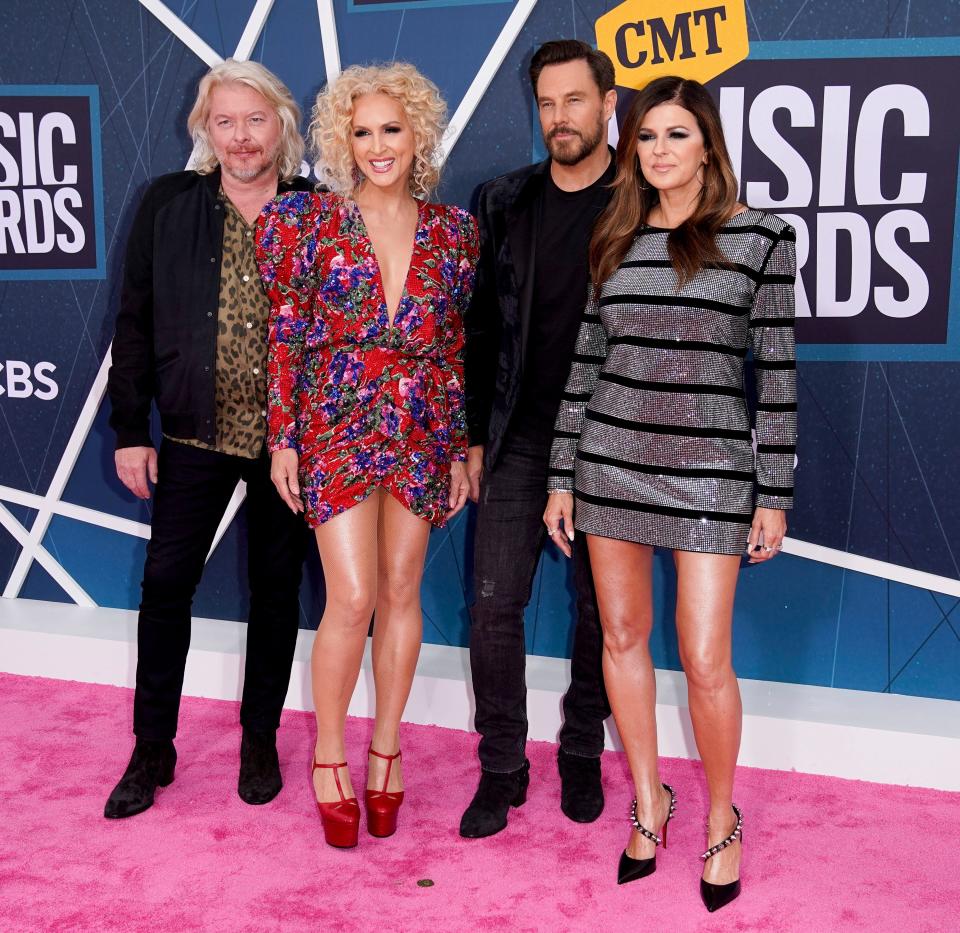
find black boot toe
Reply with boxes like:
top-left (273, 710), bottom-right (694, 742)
top-left (558, 749), bottom-right (604, 823)
top-left (104, 739), bottom-right (176, 819)
top-left (459, 760), bottom-right (530, 839)
top-left (238, 728), bottom-right (282, 805)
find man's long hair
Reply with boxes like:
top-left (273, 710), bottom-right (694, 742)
top-left (187, 59), bottom-right (305, 182)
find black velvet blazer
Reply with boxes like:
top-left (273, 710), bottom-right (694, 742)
top-left (463, 158), bottom-right (552, 470)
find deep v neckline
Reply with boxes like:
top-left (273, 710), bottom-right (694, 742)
top-left (353, 199), bottom-right (423, 330)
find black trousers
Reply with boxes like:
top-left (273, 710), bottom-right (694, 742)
top-left (133, 439), bottom-right (307, 741)
top-left (469, 431), bottom-right (610, 772)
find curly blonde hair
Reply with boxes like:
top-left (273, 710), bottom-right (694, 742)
top-left (310, 62), bottom-right (447, 199)
top-left (187, 59), bottom-right (305, 182)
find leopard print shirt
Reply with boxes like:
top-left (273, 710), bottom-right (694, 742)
top-left (170, 189), bottom-right (269, 459)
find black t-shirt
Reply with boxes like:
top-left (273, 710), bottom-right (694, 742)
top-left (511, 158), bottom-right (616, 446)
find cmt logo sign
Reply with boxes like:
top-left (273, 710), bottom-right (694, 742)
top-left (0, 361), bottom-right (58, 400)
top-left (0, 86), bottom-right (104, 280)
top-left (596, 0), bottom-right (748, 89)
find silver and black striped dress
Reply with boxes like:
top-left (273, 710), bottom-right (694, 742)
top-left (548, 209), bottom-right (796, 555)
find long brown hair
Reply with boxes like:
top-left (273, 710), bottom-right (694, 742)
top-left (590, 77), bottom-right (739, 292)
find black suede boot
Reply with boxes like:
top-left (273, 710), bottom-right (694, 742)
top-left (103, 739), bottom-right (176, 819)
top-left (459, 760), bottom-right (530, 838)
top-left (558, 748), bottom-right (604, 823)
top-left (238, 727), bottom-right (282, 805)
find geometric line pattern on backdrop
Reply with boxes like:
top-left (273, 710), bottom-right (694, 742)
top-left (1, 0), bottom-right (279, 604)
top-left (0, 0), bottom-right (538, 604)
top-left (1, 0), bottom-right (958, 618)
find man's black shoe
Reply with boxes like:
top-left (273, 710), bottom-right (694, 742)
top-left (459, 760), bottom-right (530, 838)
top-left (103, 739), bottom-right (176, 819)
top-left (558, 748), bottom-right (604, 823)
top-left (238, 727), bottom-right (282, 805)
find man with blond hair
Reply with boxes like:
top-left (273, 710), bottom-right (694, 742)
top-left (104, 60), bottom-right (312, 818)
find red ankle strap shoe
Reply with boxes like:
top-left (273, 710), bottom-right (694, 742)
top-left (312, 759), bottom-right (360, 849)
top-left (365, 747), bottom-right (404, 838)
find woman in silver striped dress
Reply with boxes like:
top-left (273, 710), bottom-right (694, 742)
top-left (544, 76), bottom-right (796, 912)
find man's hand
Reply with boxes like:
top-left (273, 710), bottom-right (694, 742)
top-left (115, 446), bottom-right (158, 499)
top-left (270, 448), bottom-right (304, 514)
top-left (446, 461), bottom-right (470, 520)
top-left (466, 444), bottom-right (484, 502)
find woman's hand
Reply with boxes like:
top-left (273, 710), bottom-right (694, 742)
top-left (746, 507), bottom-right (786, 563)
top-left (446, 460), bottom-right (470, 520)
top-left (543, 492), bottom-right (575, 558)
top-left (270, 448), bottom-right (304, 514)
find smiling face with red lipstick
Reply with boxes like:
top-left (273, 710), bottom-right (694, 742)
top-left (350, 92), bottom-right (416, 196)
top-left (205, 82), bottom-right (282, 184)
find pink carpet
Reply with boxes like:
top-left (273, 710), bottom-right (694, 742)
top-left (1, 672), bottom-right (957, 932)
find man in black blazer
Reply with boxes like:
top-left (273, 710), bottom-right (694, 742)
top-left (103, 60), bottom-right (311, 819)
top-left (461, 40), bottom-right (618, 837)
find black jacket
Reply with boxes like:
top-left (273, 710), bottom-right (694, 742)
top-left (107, 168), bottom-right (312, 449)
top-left (464, 154), bottom-right (615, 470)
top-left (464, 159), bottom-right (550, 469)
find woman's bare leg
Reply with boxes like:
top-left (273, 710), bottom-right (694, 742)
top-left (587, 534), bottom-right (672, 860)
top-left (673, 550), bottom-right (742, 885)
top-left (367, 492), bottom-right (432, 793)
top-left (311, 494), bottom-right (380, 802)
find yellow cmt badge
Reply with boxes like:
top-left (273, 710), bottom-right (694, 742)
top-left (596, 1), bottom-right (749, 90)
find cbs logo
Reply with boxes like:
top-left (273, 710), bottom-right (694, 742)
top-left (0, 361), bottom-right (58, 400)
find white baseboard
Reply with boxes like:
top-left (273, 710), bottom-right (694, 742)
top-left (2, 597), bottom-right (958, 791)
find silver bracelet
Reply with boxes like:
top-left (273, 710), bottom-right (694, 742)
top-left (548, 489), bottom-right (574, 495)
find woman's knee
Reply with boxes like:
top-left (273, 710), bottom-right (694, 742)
top-left (326, 585), bottom-right (377, 628)
top-left (601, 612), bottom-right (652, 657)
top-left (377, 564), bottom-right (423, 611)
top-left (680, 644), bottom-right (733, 692)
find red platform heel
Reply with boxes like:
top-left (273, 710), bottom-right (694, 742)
top-left (312, 759), bottom-right (360, 849)
top-left (365, 747), bottom-right (404, 838)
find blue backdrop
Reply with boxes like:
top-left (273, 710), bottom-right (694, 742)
top-left (0, 0), bottom-right (958, 703)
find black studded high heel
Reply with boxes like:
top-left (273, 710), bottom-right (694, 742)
top-left (617, 783), bottom-right (676, 885)
top-left (699, 805), bottom-right (743, 912)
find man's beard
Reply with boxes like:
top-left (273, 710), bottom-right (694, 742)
top-left (545, 116), bottom-right (605, 166)
top-left (221, 141), bottom-right (280, 182)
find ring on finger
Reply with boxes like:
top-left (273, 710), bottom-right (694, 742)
top-left (547, 527), bottom-right (558, 535)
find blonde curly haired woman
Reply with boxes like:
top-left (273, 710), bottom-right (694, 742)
top-left (255, 63), bottom-right (478, 848)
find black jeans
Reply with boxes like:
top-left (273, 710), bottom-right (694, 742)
top-left (133, 439), bottom-right (307, 741)
top-left (469, 431), bottom-right (610, 772)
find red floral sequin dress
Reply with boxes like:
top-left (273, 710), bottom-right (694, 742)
top-left (255, 191), bottom-right (478, 527)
